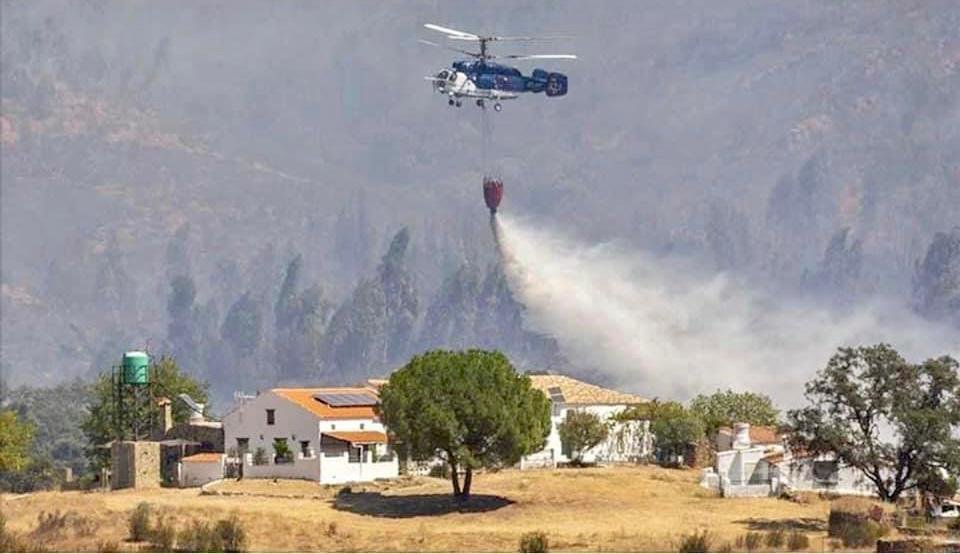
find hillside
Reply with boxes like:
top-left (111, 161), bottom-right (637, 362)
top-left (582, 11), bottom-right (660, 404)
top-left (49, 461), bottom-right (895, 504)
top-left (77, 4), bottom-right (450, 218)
top-left (2, 1), bottom-right (959, 403)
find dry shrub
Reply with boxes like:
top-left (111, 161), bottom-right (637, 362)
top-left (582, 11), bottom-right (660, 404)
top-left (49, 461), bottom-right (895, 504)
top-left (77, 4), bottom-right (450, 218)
top-left (765, 527), bottom-right (785, 548)
top-left (176, 517), bottom-right (248, 553)
top-left (735, 531), bottom-right (763, 552)
top-left (677, 530), bottom-right (711, 553)
top-left (214, 516), bottom-right (248, 553)
top-left (519, 531), bottom-right (549, 553)
top-left (128, 502), bottom-right (152, 542)
top-left (828, 497), bottom-right (892, 548)
top-left (325, 521), bottom-right (339, 537)
top-left (786, 531), bottom-right (810, 551)
top-left (32, 511), bottom-right (69, 538)
top-left (716, 541), bottom-right (733, 552)
top-left (97, 540), bottom-right (120, 552)
top-left (149, 518), bottom-right (176, 552)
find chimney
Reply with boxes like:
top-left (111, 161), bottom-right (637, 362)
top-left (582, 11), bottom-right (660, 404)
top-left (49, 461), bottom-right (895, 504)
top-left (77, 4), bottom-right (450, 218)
top-left (157, 397), bottom-right (173, 436)
top-left (733, 422), bottom-right (751, 450)
top-left (189, 403), bottom-right (205, 424)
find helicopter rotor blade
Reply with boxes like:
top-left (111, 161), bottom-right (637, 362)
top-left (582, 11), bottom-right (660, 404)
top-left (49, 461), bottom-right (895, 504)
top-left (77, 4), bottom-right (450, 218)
top-left (424, 24), bottom-right (478, 40)
top-left (418, 39), bottom-right (480, 58)
top-left (494, 54), bottom-right (578, 60)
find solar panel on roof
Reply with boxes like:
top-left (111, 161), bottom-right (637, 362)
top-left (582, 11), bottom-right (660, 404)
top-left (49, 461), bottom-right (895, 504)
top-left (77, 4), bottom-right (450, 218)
top-left (313, 392), bottom-right (378, 407)
top-left (546, 386), bottom-right (565, 403)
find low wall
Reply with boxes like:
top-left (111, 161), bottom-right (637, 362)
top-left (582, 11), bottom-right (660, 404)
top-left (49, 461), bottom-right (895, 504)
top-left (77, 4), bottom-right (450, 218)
top-left (320, 455), bottom-right (397, 484)
top-left (722, 484), bottom-right (772, 498)
top-left (245, 456), bottom-right (321, 481)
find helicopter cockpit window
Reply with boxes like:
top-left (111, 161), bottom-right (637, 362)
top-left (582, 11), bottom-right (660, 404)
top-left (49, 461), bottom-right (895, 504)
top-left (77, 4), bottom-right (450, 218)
top-left (447, 72), bottom-right (457, 82)
top-left (437, 70), bottom-right (449, 80)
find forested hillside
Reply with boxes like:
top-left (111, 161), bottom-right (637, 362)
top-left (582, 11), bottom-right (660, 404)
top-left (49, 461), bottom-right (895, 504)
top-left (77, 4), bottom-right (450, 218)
top-left (2, 1), bottom-right (958, 405)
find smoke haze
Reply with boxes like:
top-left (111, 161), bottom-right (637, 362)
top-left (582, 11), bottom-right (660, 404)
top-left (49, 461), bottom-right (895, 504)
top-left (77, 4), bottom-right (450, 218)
top-left (496, 214), bottom-right (960, 405)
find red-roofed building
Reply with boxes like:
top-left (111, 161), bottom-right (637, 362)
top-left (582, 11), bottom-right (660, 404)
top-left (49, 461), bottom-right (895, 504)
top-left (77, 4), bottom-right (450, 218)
top-left (222, 387), bottom-right (397, 484)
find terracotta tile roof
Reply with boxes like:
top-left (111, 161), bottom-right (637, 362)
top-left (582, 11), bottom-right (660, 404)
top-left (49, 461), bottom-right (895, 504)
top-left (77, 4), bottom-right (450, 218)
top-left (718, 425), bottom-right (783, 445)
top-left (323, 431), bottom-right (388, 445)
top-left (762, 452), bottom-right (785, 464)
top-left (273, 388), bottom-right (379, 420)
top-left (527, 374), bottom-right (646, 405)
top-left (182, 452), bottom-right (223, 463)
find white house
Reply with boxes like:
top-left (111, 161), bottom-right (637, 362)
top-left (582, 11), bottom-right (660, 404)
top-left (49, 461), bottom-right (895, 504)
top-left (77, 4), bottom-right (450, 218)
top-left (522, 374), bottom-right (651, 468)
top-left (701, 422), bottom-right (875, 497)
top-left (222, 386), bottom-right (398, 484)
top-left (180, 452), bottom-right (225, 487)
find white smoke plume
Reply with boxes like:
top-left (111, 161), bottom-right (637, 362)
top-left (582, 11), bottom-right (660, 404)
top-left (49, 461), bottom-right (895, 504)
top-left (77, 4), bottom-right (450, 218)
top-left (494, 214), bottom-right (960, 406)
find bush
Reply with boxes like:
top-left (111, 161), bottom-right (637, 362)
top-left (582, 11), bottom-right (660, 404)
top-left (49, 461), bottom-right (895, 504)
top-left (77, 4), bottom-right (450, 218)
top-left (519, 531), bottom-right (549, 553)
top-left (838, 520), bottom-right (881, 548)
top-left (716, 541), bottom-right (733, 553)
top-left (324, 521), bottom-right (338, 537)
top-left (765, 527), bottom-right (785, 548)
top-left (950, 517), bottom-right (960, 534)
top-left (149, 518), bottom-right (176, 552)
top-left (677, 530), bottom-right (711, 552)
top-left (252, 447), bottom-right (269, 466)
top-left (128, 502), bottom-right (152, 542)
top-left (177, 517), bottom-right (248, 553)
top-left (97, 540), bottom-right (120, 552)
top-left (736, 531), bottom-right (763, 552)
top-left (214, 516), bottom-right (247, 552)
top-left (787, 531), bottom-right (810, 551)
top-left (32, 511), bottom-right (69, 538)
top-left (828, 498), bottom-right (890, 548)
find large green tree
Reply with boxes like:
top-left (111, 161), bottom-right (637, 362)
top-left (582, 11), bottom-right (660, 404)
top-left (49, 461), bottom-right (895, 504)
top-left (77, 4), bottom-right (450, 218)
top-left (377, 350), bottom-right (551, 499)
top-left (81, 356), bottom-right (209, 470)
top-left (557, 410), bottom-right (609, 465)
top-left (688, 389), bottom-right (779, 436)
top-left (0, 410), bottom-right (33, 472)
top-left (786, 344), bottom-right (960, 502)
top-left (619, 400), bottom-right (705, 464)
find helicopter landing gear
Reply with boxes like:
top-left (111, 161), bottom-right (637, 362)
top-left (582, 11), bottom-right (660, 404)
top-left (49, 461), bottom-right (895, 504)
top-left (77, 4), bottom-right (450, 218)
top-left (448, 98), bottom-right (455, 106)
top-left (494, 102), bottom-right (502, 112)
top-left (476, 99), bottom-right (485, 109)
top-left (455, 100), bottom-right (462, 107)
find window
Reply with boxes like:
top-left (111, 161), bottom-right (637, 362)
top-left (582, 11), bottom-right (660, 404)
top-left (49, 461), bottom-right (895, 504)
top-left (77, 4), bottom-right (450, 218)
top-left (266, 409), bottom-right (275, 425)
top-left (273, 438), bottom-right (292, 464)
top-left (813, 461), bottom-right (839, 485)
top-left (359, 423), bottom-right (365, 430)
top-left (330, 424), bottom-right (336, 430)
top-left (348, 446), bottom-right (361, 463)
top-left (236, 438), bottom-right (249, 454)
top-left (300, 440), bottom-right (311, 458)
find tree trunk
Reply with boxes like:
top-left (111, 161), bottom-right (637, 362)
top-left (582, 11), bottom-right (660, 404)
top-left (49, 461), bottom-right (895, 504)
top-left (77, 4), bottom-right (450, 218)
top-left (449, 461), bottom-right (461, 497)
top-left (461, 467), bottom-right (473, 500)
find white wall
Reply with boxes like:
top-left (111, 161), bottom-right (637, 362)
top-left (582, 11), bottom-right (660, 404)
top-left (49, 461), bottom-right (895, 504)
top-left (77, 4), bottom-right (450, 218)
top-left (180, 459), bottom-right (224, 487)
top-left (223, 391), bottom-right (324, 461)
top-left (779, 457), bottom-right (875, 496)
top-left (523, 404), bottom-right (651, 467)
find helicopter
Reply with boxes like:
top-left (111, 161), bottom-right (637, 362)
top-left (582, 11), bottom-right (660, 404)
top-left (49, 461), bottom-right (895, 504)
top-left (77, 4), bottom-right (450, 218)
top-left (421, 24), bottom-right (576, 111)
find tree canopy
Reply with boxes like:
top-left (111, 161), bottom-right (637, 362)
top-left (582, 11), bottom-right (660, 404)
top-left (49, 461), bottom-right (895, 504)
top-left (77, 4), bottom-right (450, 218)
top-left (0, 410), bottom-right (33, 472)
top-left (377, 350), bottom-right (551, 499)
top-left (688, 389), bottom-right (780, 436)
top-left (786, 344), bottom-right (960, 502)
top-left (619, 400), bottom-right (705, 464)
top-left (557, 410), bottom-right (609, 465)
top-left (81, 356), bottom-right (209, 470)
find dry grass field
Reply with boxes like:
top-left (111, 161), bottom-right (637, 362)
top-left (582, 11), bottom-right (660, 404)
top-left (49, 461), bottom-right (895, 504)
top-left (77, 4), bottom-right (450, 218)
top-left (1, 465), bottom-right (846, 552)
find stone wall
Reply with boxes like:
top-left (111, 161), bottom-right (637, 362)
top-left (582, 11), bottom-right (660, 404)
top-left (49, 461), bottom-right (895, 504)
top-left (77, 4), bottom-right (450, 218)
top-left (111, 441), bottom-right (161, 490)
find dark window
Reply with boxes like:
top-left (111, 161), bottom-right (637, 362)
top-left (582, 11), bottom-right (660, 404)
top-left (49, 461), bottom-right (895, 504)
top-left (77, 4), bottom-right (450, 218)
top-left (300, 440), bottom-right (311, 457)
top-left (813, 461), bottom-right (839, 485)
top-left (237, 438), bottom-right (249, 454)
top-left (359, 423), bottom-right (365, 430)
top-left (266, 409), bottom-right (275, 425)
top-left (348, 447), bottom-right (361, 463)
